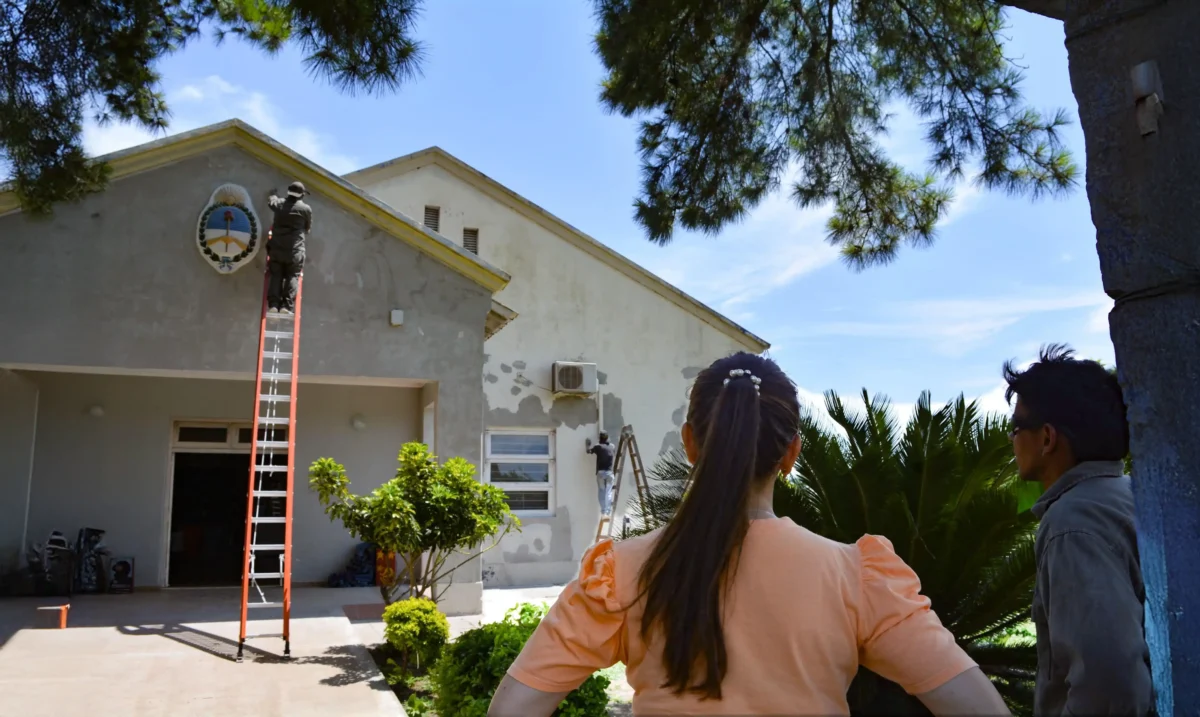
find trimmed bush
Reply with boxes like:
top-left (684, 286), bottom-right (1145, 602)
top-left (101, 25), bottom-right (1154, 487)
top-left (432, 602), bottom-right (610, 717)
top-left (382, 597), bottom-right (450, 672)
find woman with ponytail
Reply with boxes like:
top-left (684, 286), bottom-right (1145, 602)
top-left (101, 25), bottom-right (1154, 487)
top-left (490, 353), bottom-right (1009, 716)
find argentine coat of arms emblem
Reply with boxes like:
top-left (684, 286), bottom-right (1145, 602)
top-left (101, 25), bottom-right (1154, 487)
top-left (197, 184), bottom-right (261, 274)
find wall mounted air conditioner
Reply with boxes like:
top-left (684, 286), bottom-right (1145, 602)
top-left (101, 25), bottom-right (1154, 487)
top-left (552, 361), bottom-right (598, 395)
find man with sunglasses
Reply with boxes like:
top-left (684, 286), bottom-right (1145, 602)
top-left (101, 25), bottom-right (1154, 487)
top-left (1004, 344), bottom-right (1152, 716)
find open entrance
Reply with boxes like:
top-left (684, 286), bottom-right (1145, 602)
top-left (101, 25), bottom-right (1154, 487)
top-left (167, 422), bottom-right (290, 587)
top-left (169, 452), bottom-right (249, 586)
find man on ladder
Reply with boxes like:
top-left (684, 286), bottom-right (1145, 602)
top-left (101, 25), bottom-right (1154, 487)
top-left (265, 182), bottom-right (311, 316)
top-left (586, 431), bottom-right (617, 517)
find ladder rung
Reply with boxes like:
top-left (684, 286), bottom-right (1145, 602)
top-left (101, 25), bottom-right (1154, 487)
top-left (252, 517), bottom-right (287, 524)
top-left (254, 465), bottom-right (287, 473)
top-left (264, 330), bottom-right (293, 339)
top-left (258, 441), bottom-right (289, 450)
top-left (250, 572), bottom-right (284, 579)
top-left (253, 490), bottom-right (288, 498)
top-left (247, 602), bottom-right (283, 609)
top-left (258, 416), bottom-right (290, 425)
top-left (259, 394), bottom-right (290, 402)
top-left (267, 312), bottom-right (295, 321)
top-left (251, 544), bottom-right (286, 551)
top-left (261, 373), bottom-right (292, 381)
top-left (263, 351), bottom-right (293, 360)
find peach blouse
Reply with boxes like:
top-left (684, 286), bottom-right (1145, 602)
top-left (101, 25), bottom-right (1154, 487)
top-left (508, 518), bottom-right (975, 715)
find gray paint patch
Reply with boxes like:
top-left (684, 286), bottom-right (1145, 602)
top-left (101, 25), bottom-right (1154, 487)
top-left (502, 508), bottom-right (573, 564)
top-left (682, 366), bottom-right (703, 379)
top-left (602, 393), bottom-right (625, 437)
top-left (672, 406), bottom-right (686, 427)
top-left (512, 360), bottom-right (527, 370)
top-left (486, 394), bottom-right (598, 430)
top-left (500, 363), bottom-right (512, 373)
top-left (514, 375), bottom-right (533, 388)
top-left (597, 371), bottom-right (608, 385)
top-left (510, 386), bottom-right (522, 396)
top-left (485, 373), bottom-right (499, 384)
top-left (660, 431), bottom-right (683, 455)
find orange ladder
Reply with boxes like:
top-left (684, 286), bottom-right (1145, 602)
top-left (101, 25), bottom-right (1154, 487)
top-left (595, 425), bottom-right (653, 542)
top-left (237, 249), bottom-right (303, 662)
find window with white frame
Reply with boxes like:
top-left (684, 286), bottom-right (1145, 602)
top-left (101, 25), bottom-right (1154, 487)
top-left (485, 430), bottom-right (553, 513)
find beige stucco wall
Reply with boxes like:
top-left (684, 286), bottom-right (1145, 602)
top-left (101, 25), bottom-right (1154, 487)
top-left (358, 163), bottom-right (759, 586)
top-left (19, 371), bottom-right (421, 588)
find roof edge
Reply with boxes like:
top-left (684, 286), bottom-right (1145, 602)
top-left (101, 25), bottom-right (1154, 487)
top-left (0, 121), bottom-right (511, 295)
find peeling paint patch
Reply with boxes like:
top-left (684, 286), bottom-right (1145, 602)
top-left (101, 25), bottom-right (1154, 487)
top-left (500, 509), bottom-right (574, 563)
top-left (487, 394), bottom-right (598, 429)
top-left (602, 393), bottom-right (625, 437)
top-left (597, 371), bottom-right (608, 385)
top-left (500, 363), bottom-right (513, 373)
top-left (514, 375), bottom-right (533, 388)
top-left (485, 373), bottom-right (499, 384)
top-left (512, 360), bottom-right (527, 370)
top-left (510, 386), bottom-right (522, 396)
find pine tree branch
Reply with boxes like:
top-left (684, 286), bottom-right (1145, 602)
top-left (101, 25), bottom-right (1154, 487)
top-left (998, 0), bottom-right (1066, 21)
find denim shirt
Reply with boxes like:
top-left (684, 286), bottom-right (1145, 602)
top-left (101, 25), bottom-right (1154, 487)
top-left (1030, 460), bottom-right (1154, 716)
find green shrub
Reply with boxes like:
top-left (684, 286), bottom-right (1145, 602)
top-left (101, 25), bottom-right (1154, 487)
top-left (431, 602), bottom-right (610, 717)
top-left (382, 597), bottom-right (450, 672)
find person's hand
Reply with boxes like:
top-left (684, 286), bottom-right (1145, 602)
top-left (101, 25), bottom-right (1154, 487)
top-left (268, 187), bottom-right (277, 198)
top-left (585, 438), bottom-right (593, 449)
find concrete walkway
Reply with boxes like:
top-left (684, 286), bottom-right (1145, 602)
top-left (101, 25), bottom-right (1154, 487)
top-left (0, 587), bottom-right (400, 717)
top-left (0, 583), bottom-right (632, 716)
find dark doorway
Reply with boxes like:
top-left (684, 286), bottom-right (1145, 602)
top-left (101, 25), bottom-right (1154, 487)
top-left (169, 452), bottom-right (249, 586)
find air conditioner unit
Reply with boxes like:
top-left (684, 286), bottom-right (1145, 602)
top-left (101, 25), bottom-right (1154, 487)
top-left (552, 361), bottom-right (598, 395)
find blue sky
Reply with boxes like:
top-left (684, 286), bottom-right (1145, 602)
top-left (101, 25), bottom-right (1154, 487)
top-left (81, 2), bottom-right (1114, 420)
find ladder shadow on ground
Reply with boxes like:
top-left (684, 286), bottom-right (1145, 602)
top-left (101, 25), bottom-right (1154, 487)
top-left (115, 623), bottom-right (390, 690)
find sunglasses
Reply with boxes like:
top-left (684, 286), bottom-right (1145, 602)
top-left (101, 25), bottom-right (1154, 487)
top-left (1008, 416), bottom-right (1044, 440)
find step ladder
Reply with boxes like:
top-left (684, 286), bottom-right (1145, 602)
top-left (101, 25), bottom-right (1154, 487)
top-left (595, 425), bottom-right (653, 542)
top-left (238, 251), bottom-right (303, 662)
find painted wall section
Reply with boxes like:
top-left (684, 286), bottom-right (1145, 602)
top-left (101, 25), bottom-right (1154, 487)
top-left (360, 164), bottom-right (755, 586)
top-left (0, 146), bottom-right (491, 397)
top-left (0, 370), bottom-right (37, 572)
top-left (19, 371), bottom-right (420, 587)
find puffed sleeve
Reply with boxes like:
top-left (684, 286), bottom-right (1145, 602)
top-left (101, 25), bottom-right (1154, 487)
top-left (855, 535), bottom-right (977, 695)
top-left (507, 539), bottom-right (626, 692)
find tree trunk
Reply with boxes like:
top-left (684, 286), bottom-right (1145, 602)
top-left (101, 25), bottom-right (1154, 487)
top-left (1062, 2), bottom-right (1200, 714)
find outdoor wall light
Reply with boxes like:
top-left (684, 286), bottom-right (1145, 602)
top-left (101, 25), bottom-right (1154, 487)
top-left (351, 414), bottom-right (367, 431)
top-left (88, 405), bottom-right (105, 418)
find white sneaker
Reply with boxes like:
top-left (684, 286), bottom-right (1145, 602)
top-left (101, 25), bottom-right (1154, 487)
top-left (280, 308), bottom-right (294, 316)
top-left (266, 307), bottom-right (280, 316)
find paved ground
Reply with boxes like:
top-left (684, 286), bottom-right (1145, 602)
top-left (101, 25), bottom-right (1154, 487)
top-left (0, 587), bottom-right (400, 717)
top-left (0, 583), bottom-right (633, 716)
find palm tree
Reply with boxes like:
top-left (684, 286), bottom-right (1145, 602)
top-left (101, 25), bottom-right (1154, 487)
top-left (623, 390), bottom-right (1037, 715)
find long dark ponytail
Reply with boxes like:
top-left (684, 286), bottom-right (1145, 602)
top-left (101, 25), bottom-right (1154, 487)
top-left (637, 352), bottom-right (800, 699)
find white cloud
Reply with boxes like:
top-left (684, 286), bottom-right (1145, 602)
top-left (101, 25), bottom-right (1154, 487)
top-left (802, 289), bottom-right (1112, 357)
top-left (624, 168), bottom-right (841, 316)
top-left (1087, 298), bottom-right (1114, 334)
top-left (81, 75), bottom-right (357, 174)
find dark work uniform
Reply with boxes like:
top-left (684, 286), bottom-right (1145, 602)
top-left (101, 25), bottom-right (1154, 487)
top-left (266, 194), bottom-right (312, 311)
top-left (589, 441), bottom-right (617, 515)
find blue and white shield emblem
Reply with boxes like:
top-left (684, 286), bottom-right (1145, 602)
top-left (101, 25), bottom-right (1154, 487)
top-left (197, 184), bottom-right (261, 274)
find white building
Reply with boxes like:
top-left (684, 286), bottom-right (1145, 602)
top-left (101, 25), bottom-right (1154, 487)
top-left (0, 120), bottom-right (767, 613)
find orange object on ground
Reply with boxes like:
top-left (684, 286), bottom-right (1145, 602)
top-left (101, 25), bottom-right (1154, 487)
top-left (508, 518), bottom-right (977, 715)
top-left (35, 604), bottom-right (69, 629)
top-left (375, 549), bottom-right (396, 587)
